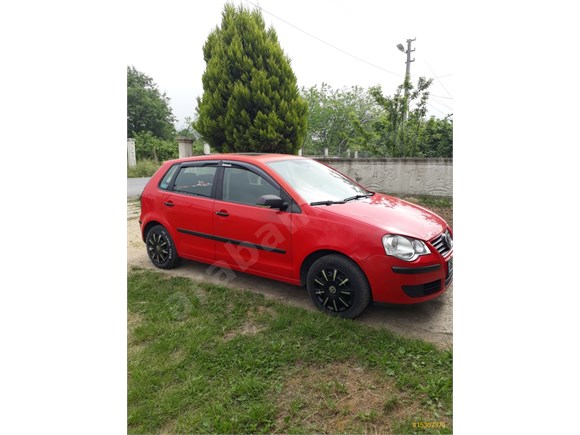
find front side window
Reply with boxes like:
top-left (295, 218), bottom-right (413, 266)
top-left (173, 165), bottom-right (217, 197)
top-left (222, 167), bottom-right (280, 206)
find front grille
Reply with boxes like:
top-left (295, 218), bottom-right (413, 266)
top-left (424, 279), bottom-right (443, 295)
top-left (402, 279), bottom-right (442, 298)
top-left (431, 231), bottom-right (452, 257)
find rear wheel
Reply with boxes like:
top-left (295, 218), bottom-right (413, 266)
top-left (306, 254), bottom-right (371, 319)
top-left (145, 225), bottom-right (180, 269)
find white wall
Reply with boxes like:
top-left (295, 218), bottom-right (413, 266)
top-left (317, 158), bottom-right (453, 197)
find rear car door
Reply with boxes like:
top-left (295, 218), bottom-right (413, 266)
top-left (162, 161), bottom-right (219, 262)
top-left (213, 162), bottom-right (294, 279)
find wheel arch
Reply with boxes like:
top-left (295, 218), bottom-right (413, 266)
top-left (142, 220), bottom-right (182, 258)
top-left (299, 250), bottom-right (372, 300)
top-left (142, 220), bottom-right (166, 242)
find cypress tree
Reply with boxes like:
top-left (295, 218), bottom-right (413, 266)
top-left (195, 4), bottom-right (307, 154)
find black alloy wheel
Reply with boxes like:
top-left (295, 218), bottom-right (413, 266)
top-left (145, 225), bottom-right (180, 269)
top-left (306, 254), bottom-right (371, 319)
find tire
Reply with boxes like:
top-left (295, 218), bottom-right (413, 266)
top-left (145, 225), bottom-right (180, 269)
top-left (306, 254), bottom-right (371, 319)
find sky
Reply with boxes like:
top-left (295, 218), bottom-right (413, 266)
top-left (126, 0), bottom-right (454, 128)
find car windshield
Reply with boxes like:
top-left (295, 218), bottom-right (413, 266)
top-left (267, 159), bottom-right (370, 204)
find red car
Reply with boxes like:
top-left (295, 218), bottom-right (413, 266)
top-left (139, 154), bottom-right (453, 318)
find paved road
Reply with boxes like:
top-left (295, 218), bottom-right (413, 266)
top-left (128, 177), bottom-right (151, 198)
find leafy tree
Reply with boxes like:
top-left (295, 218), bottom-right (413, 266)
top-left (195, 3), bottom-right (307, 154)
top-left (348, 77), bottom-right (452, 157)
top-left (127, 66), bottom-right (176, 140)
top-left (419, 115), bottom-right (453, 157)
top-left (363, 77), bottom-right (433, 157)
top-left (301, 84), bottom-right (380, 156)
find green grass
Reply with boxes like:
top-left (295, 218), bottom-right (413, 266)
top-left (399, 195), bottom-right (453, 209)
top-left (127, 159), bottom-right (161, 178)
top-left (128, 268), bottom-right (452, 434)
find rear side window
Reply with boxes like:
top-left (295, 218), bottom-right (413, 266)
top-left (159, 165), bottom-right (179, 190)
top-left (173, 165), bottom-right (218, 197)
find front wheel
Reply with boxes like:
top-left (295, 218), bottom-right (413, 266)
top-left (306, 254), bottom-right (371, 319)
top-left (145, 225), bottom-right (180, 269)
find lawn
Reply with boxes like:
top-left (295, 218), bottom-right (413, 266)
top-left (128, 268), bottom-right (452, 434)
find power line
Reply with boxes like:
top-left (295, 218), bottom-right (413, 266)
top-left (242, 0), bottom-right (404, 78)
top-left (430, 95), bottom-right (453, 111)
top-left (238, 1), bottom-right (451, 120)
top-left (431, 94), bottom-right (453, 100)
top-left (426, 101), bottom-right (450, 117)
top-left (423, 59), bottom-right (453, 98)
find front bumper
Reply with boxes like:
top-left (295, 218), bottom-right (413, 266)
top-left (360, 252), bottom-right (453, 304)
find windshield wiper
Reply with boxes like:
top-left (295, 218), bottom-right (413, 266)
top-left (310, 200), bottom-right (346, 206)
top-left (343, 192), bottom-right (375, 202)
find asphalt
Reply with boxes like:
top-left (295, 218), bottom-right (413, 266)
top-left (128, 177), bottom-right (151, 198)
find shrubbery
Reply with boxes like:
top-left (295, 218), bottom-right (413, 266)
top-left (127, 159), bottom-right (161, 178)
top-left (134, 131), bottom-right (178, 163)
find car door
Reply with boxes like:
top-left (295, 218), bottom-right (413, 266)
top-left (162, 161), bottom-right (219, 262)
top-left (213, 162), bottom-right (293, 279)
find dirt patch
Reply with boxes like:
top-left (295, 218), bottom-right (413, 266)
top-left (128, 312), bottom-right (143, 334)
top-left (169, 348), bottom-right (186, 362)
top-left (251, 305), bottom-right (277, 320)
top-left (223, 320), bottom-right (264, 341)
top-left (127, 201), bottom-right (140, 220)
top-left (274, 362), bottom-right (425, 433)
top-left (255, 305), bottom-right (275, 315)
top-left (223, 306), bottom-right (275, 341)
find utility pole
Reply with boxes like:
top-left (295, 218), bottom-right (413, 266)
top-left (397, 38), bottom-right (416, 122)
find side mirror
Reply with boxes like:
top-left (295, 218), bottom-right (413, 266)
top-left (256, 194), bottom-right (289, 211)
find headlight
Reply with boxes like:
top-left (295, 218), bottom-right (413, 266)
top-left (382, 234), bottom-right (431, 261)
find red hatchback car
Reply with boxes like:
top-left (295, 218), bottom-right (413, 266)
top-left (139, 154), bottom-right (453, 318)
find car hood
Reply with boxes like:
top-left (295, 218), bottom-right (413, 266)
top-left (314, 193), bottom-right (448, 241)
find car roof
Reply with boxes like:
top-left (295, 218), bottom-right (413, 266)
top-left (164, 153), bottom-right (304, 165)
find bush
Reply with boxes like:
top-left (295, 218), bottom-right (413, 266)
top-left (127, 159), bottom-right (161, 178)
top-left (134, 131), bottom-right (178, 162)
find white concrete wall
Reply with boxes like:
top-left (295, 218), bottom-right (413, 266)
top-left (178, 141), bottom-right (193, 158)
top-left (316, 158), bottom-right (453, 197)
